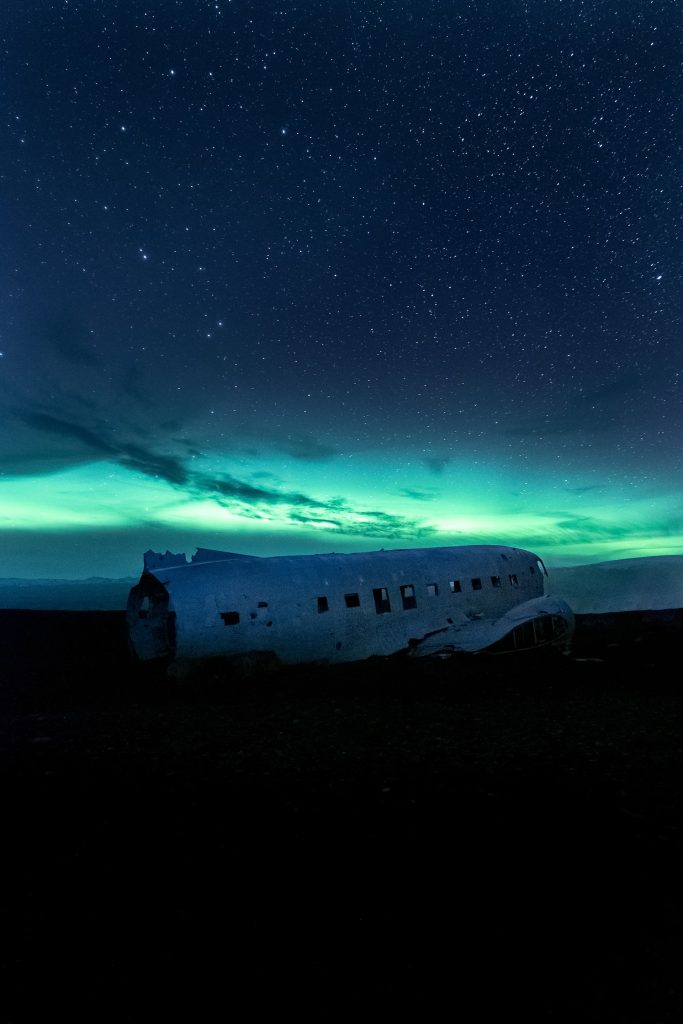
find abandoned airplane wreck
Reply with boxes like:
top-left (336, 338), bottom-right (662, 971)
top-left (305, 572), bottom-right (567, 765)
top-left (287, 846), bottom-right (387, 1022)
top-left (126, 543), bottom-right (575, 672)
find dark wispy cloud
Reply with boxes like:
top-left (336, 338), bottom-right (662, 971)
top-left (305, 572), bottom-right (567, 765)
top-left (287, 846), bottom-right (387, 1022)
top-left (287, 508), bottom-right (437, 540)
top-left (553, 511), bottom-right (683, 540)
top-left (423, 456), bottom-right (452, 474)
top-left (241, 434), bottom-right (338, 462)
top-left (15, 411), bottom-right (191, 486)
top-left (41, 309), bottom-right (102, 369)
top-left (12, 410), bottom-right (434, 539)
top-left (399, 488), bottom-right (437, 502)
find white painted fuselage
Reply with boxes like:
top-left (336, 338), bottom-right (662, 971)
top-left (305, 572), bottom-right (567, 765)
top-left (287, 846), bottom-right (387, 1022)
top-left (126, 543), bottom-right (574, 668)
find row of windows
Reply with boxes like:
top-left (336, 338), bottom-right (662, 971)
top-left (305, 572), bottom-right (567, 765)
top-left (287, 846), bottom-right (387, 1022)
top-left (318, 574), bottom-right (521, 615)
top-left (220, 572), bottom-right (527, 624)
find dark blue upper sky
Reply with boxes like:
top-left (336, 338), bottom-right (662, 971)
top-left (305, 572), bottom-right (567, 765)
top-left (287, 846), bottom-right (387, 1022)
top-left (1, 1), bottom-right (681, 576)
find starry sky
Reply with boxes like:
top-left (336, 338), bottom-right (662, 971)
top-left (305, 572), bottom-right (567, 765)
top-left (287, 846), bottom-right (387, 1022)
top-left (2, 0), bottom-right (681, 578)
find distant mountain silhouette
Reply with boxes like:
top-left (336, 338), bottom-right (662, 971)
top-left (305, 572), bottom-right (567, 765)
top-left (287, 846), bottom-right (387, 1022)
top-left (0, 576), bottom-right (137, 610)
top-left (550, 555), bottom-right (683, 613)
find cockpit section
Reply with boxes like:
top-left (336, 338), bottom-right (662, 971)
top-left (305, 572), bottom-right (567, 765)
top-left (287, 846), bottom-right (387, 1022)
top-left (485, 611), bottom-right (573, 654)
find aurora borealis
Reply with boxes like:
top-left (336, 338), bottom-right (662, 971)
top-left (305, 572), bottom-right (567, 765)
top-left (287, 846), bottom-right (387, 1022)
top-left (2, 1), bottom-right (681, 578)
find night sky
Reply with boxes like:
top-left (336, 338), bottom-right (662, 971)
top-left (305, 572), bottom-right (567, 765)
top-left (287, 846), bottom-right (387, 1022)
top-left (2, 1), bottom-right (681, 578)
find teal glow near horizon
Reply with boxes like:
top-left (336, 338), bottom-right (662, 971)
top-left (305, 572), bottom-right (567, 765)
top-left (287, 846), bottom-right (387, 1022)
top-left (2, 453), bottom-right (682, 578)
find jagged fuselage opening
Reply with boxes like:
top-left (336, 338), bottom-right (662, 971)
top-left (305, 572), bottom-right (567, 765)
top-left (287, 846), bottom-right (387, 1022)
top-left (126, 573), bottom-right (176, 661)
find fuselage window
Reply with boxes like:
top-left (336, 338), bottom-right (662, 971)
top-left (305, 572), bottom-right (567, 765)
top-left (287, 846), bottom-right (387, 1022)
top-left (317, 596), bottom-right (329, 613)
top-left (471, 578), bottom-right (482, 591)
top-left (514, 621), bottom-right (536, 649)
top-left (535, 616), bottom-right (554, 643)
top-left (529, 564), bottom-right (536, 574)
top-left (449, 580), bottom-right (461, 593)
top-left (509, 574), bottom-right (518, 587)
top-left (345, 593), bottom-right (361, 608)
top-left (552, 615), bottom-right (567, 637)
top-left (220, 611), bottom-right (240, 625)
top-left (258, 601), bottom-right (268, 608)
top-left (400, 584), bottom-right (417, 610)
top-left (373, 587), bottom-right (391, 614)
top-left (426, 583), bottom-right (439, 597)
top-left (490, 575), bottom-right (502, 588)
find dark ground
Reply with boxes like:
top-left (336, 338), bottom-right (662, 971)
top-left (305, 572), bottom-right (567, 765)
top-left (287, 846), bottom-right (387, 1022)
top-left (3, 609), bottom-right (683, 1022)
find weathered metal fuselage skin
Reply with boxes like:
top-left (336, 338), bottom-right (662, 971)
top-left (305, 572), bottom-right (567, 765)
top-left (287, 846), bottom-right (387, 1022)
top-left (126, 543), bottom-right (574, 667)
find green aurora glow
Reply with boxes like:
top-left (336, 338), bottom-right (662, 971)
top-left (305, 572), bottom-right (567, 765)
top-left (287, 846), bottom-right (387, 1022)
top-left (2, 454), bottom-right (682, 578)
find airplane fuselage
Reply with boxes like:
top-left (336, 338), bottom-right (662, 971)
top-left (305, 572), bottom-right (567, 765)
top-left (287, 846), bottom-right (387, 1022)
top-left (126, 543), bottom-right (574, 669)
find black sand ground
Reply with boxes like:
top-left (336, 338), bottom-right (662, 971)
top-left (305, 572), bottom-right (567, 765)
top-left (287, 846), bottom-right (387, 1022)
top-left (3, 609), bottom-right (683, 1022)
